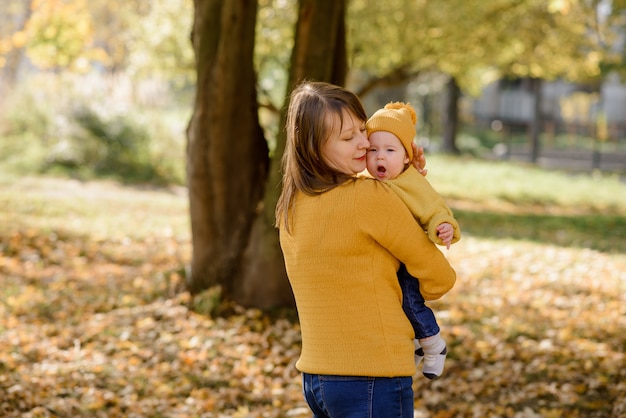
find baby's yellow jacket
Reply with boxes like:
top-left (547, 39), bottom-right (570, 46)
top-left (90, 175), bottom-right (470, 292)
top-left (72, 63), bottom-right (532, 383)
top-left (386, 165), bottom-right (461, 246)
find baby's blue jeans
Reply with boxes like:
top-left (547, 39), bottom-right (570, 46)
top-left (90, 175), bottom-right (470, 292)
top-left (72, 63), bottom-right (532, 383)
top-left (398, 263), bottom-right (440, 340)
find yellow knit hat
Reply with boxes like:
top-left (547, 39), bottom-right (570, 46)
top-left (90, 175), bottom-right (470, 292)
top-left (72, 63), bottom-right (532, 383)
top-left (366, 102), bottom-right (417, 160)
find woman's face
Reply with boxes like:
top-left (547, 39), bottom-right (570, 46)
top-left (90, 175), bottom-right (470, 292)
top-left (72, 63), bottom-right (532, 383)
top-left (321, 110), bottom-right (370, 175)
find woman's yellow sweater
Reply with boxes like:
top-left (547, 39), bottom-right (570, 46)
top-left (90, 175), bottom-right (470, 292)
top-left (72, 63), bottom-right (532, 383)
top-left (279, 178), bottom-right (456, 377)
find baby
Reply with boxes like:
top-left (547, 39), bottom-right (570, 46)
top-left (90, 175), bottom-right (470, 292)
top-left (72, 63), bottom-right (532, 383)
top-left (366, 102), bottom-right (461, 379)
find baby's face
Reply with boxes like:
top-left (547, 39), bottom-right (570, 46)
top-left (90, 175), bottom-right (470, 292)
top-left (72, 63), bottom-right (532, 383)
top-left (366, 131), bottom-right (410, 180)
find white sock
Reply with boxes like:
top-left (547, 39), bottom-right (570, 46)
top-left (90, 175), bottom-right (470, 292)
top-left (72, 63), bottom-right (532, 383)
top-left (419, 333), bottom-right (447, 379)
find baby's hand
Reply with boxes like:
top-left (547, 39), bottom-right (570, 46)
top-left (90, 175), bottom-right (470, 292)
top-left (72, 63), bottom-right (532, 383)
top-left (436, 223), bottom-right (454, 249)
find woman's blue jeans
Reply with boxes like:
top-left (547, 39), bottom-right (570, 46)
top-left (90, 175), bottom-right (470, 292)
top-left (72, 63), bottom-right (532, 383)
top-left (302, 373), bottom-right (414, 418)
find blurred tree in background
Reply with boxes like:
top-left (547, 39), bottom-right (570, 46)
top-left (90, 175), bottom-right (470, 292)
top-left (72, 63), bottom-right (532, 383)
top-left (0, 0), bottom-right (194, 183)
top-left (0, 0), bottom-right (195, 83)
top-left (348, 0), bottom-right (615, 154)
top-left (23, 0), bottom-right (104, 71)
top-left (2, 0), bottom-right (623, 155)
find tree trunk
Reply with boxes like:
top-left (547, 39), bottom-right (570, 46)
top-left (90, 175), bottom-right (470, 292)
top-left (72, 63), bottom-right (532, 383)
top-left (442, 75), bottom-right (460, 154)
top-left (0, 0), bottom-right (31, 96)
top-left (529, 77), bottom-right (542, 163)
top-left (234, 0), bottom-right (347, 309)
top-left (186, 0), bottom-right (268, 299)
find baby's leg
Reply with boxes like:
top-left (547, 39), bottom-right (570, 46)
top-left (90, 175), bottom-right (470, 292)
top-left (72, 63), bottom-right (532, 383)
top-left (397, 264), bottom-right (447, 379)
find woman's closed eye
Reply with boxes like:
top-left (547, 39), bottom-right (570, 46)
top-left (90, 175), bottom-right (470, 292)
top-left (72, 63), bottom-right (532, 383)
top-left (343, 132), bottom-right (362, 141)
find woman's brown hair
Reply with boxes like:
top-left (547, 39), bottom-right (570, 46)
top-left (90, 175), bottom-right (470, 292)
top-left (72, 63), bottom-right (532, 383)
top-left (275, 81), bottom-right (367, 232)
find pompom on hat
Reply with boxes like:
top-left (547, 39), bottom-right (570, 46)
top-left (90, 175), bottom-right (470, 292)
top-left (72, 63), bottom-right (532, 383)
top-left (366, 102), bottom-right (417, 160)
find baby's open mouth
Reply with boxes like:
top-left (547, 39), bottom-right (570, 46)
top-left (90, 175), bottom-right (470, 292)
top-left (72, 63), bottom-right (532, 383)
top-left (377, 165), bottom-right (386, 175)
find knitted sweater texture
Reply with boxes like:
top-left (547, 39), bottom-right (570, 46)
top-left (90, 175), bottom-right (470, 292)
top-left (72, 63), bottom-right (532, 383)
top-left (386, 166), bottom-right (461, 246)
top-left (279, 178), bottom-right (456, 377)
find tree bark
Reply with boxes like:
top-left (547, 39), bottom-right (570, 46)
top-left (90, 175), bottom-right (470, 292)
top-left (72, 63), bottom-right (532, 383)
top-left (234, 0), bottom-right (347, 309)
top-left (0, 0), bottom-right (31, 96)
top-left (529, 77), bottom-right (542, 163)
top-left (186, 0), bottom-right (268, 299)
top-left (442, 75), bottom-right (460, 154)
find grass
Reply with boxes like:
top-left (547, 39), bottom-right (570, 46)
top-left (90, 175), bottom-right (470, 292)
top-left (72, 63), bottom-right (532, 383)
top-left (0, 175), bottom-right (189, 241)
top-left (1, 154), bottom-right (625, 253)
top-left (425, 155), bottom-right (626, 213)
top-left (423, 155), bottom-right (626, 254)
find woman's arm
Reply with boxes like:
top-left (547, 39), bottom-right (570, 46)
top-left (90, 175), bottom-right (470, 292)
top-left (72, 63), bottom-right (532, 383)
top-left (356, 180), bottom-right (456, 300)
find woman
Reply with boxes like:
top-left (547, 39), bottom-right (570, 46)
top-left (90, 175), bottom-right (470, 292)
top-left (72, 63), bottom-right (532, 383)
top-left (276, 81), bottom-right (456, 417)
